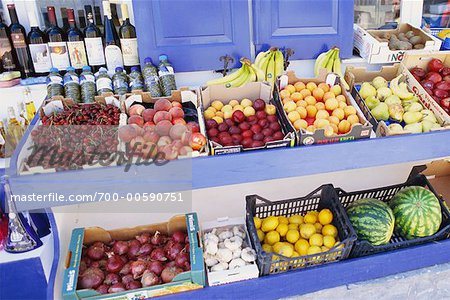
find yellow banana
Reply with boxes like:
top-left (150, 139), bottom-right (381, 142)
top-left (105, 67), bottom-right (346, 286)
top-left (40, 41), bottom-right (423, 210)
top-left (325, 49), bottom-right (336, 73)
top-left (206, 64), bottom-right (247, 86)
top-left (314, 49), bottom-right (333, 76)
top-left (229, 65), bottom-right (251, 87)
top-left (254, 50), bottom-right (270, 69)
top-left (265, 52), bottom-right (276, 84)
top-left (274, 50), bottom-right (284, 79)
top-left (250, 63), bottom-right (265, 82)
top-left (248, 64), bottom-right (257, 83)
top-left (390, 75), bottom-right (414, 100)
top-left (332, 48), bottom-right (350, 90)
top-left (260, 51), bottom-right (274, 80)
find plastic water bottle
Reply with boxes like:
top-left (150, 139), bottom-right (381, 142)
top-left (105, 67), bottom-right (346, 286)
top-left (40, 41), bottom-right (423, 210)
top-left (129, 66), bottom-right (144, 92)
top-left (142, 57), bottom-right (162, 97)
top-left (158, 54), bottom-right (177, 97)
top-left (96, 67), bottom-right (113, 95)
top-left (46, 68), bottom-right (64, 99)
top-left (63, 67), bottom-right (81, 103)
top-left (112, 67), bottom-right (129, 95)
top-left (80, 66), bottom-right (96, 103)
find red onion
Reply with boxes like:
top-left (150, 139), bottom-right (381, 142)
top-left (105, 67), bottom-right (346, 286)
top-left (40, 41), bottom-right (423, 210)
top-left (106, 255), bottom-right (124, 273)
top-left (119, 262), bottom-right (131, 275)
top-left (141, 270), bottom-right (160, 287)
top-left (185, 235), bottom-right (189, 244)
top-left (78, 267), bottom-right (105, 289)
top-left (183, 262), bottom-right (191, 271)
top-left (97, 259), bottom-right (107, 270)
top-left (171, 231), bottom-right (187, 243)
top-left (87, 244), bottom-right (105, 260)
top-left (175, 252), bottom-right (190, 270)
top-left (166, 242), bottom-right (184, 260)
top-left (150, 247), bottom-right (167, 262)
top-left (161, 266), bottom-right (183, 283)
top-left (121, 274), bottom-right (134, 286)
top-left (165, 261), bottom-right (176, 268)
top-left (104, 273), bottom-right (120, 285)
top-left (79, 260), bottom-right (87, 274)
top-left (185, 243), bottom-right (190, 253)
top-left (90, 261), bottom-right (100, 268)
top-left (96, 284), bottom-right (109, 294)
top-left (128, 240), bottom-right (141, 259)
top-left (138, 243), bottom-right (154, 256)
top-left (108, 282), bottom-right (126, 294)
top-left (131, 260), bottom-right (147, 279)
top-left (147, 261), bottom-right (164, 276)
top-left (136, 233), bottom-right (151, 244)
top-left (113, 241), bottom-right (129, 256)
top-left (151, 231), bottom-right (164, 245)
top-left (127, 280), bottom-right (143, 290)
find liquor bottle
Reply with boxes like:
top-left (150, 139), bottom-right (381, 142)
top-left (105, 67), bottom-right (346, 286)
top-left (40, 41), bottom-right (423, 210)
top-left (27, 9), bottom-right (52, 76)
top-left (18, 102), bottom-right (29, 127)
top-left (7, 4), bottom-right (33, 78)
top-left (119, 3), bottom-right (140, 73)
top-left (0, 122), bottom-right (5, 158)
top-left (78, 10), bottom-right (87, 29)
top-left (103, 0), bottom-right (123, 72)
top-left (84, 12), bottom-right (106, 73)
top-left (47, 6), bottom-right (71, 71)
top-left (94, 6), bottom-right (104, 35)
top-left (66, 9), bottom-right (88, 71)
top-left (24, 87), bottom-right (36, 121)
top-left (0, 13), bottom-right (17, 72)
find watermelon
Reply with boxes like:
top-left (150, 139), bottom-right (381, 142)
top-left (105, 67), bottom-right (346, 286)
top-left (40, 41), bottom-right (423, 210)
top-left (346, 198), bottom-right (395, 246)
top-left (389, 186), bottom-right (442, 240)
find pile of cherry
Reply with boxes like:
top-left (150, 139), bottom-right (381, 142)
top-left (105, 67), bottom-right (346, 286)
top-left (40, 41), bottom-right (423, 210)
top-left (79, 231), bottom-right (190, 294)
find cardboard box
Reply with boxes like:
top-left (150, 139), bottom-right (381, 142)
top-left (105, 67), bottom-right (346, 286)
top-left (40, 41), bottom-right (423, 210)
top-left (200, 82), bottom-right (295, 155)
top-left (275, 71), bottom-right (372, 145)
top-left (401, 51), bottom-right (450, 124)
top-left (201, 217), bottom-right (259, 286)
top-left (423, 159), bottom-right (450, 206)
top-left (354, 23), bottom-right (442, 64)
top-left (62, 213), bottom-right (205, 300)
top-left (344, 63), bottom-right (450, 136)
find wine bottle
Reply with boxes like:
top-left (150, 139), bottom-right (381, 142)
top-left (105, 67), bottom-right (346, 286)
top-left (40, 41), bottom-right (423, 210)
top-left (103, 0), bottom-right (123, 72)
top-left (111, 3), bottom-right (121, 29)
top-left (84, 12), bottom-right (105, 73)
top-left (60, 7), bottom-right (69, 32)
top-left (94, 6), bottom-right (104, 35)
top-left (47, 6), bottom-right (70, 71)
top-left (0, 13), bottom-right (17, 72)
top-left (66, 9), bottom-right (88, 71)
top-left (84, 5), bottom-right (93, 22)
top-left (119, 3), bottom-right (140, 73)
top-left (7, 4), bottom-right (33, 78)
top-left (27, 9), bottom-right (52, 76)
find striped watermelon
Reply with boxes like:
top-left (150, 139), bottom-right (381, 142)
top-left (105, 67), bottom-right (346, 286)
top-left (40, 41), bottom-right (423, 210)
top-left (389, 186), bottom-right (442, 240)
top-left (346, 198), bottom-right (395, 246)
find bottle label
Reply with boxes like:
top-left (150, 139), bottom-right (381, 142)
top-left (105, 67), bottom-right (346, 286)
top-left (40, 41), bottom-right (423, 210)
top-left (85, 37), bottom-right (105, 66)
top-left (67, 41), bottom-right (88, 69)
top-left (105, 45), bottom-right (124, 71)
top-left (63, 74), bottom-right (80, 85)
top-left (48, 42), bottom-right (71, 70)
top-left (96, 77), bottom-right (112, 92)
top-left (46, 75), bottom-right (63, 86)
top-left (10, 33), bottom-right (26, 49)
top-left (158, 65), bottom-right (174, 77)
top-left (120, 38), bottom-right (139, 66)
top-left (0, 37), bottom-right (16, 69)
top-left (80, 74), bottom-right (95, 84)
top-left (29, 44), bottom-right (52, 73)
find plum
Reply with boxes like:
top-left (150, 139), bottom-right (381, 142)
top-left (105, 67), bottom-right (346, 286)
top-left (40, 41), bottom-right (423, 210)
top-left (251, 140), bottom-right (265, 148)
top-left (238, 122), bottom-right (251, 131)
top-left (253, 133), bottom-right (264, 141)
top-left (258, 119), bottom-right (269, 128)
top-left (253, 99), bottom-right (266, 111)
top-left (270, 122), bottom-right (281, 131)
top-left (206, 119), bottom-right (218, 129)
top-left (273, 131), bottom-right (284, 140)
top-left (217, 123), bottom-right (229, 132)
top-left (250, 124), bottom-right (262, 134)
top-left (256, 111), bottom-right (267, 120)
top-left (241, 138), bottom-right (253, 148)
top-left (232, 110), bottom-right (245, 123)
top-left (208, 128), bottom-right (219, 137)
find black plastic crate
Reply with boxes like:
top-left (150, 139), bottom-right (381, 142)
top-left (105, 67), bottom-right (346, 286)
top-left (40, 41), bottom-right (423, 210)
top-left (246, 184), bottom-right (357, 276)
top-left (337, 172), bottom-right (450, 258)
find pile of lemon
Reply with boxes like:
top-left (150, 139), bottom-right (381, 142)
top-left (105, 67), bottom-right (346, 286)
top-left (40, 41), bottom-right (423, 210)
top-left (254, 209), bottom-right (342, 258)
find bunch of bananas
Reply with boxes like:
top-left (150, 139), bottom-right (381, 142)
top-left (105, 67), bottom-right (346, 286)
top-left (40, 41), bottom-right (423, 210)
top-left (314, 48), bottom-right (349, 90)
top-left (206, 57), bottom-right (265, 88)
top-left (254, 47), bottom-right (284, 86)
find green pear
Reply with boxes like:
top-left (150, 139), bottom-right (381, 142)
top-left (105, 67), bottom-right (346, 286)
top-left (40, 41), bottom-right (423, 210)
top-left (388, 103), bottom-right (404, 122)
top-left (360, 82), bottom-right (377, 99)
top-left (406, 102), bottom-right (423, 112)
top-left (403, 96), bottom-right (419, 104)
top-left (365, 95), bottom-right (380, 110)
top-left (372, 76), bottom-right (388, 89)
top-left (385, 95), bottom-right (401, 106)
top-left (404, 122), bottom-right (423, 134)
top-left (377, 87), bottom-right (392, 101)
top-left (371, 102), bottom-right (389, 121)
top-left (403, 111), bottom-right (423, 124)
top-left (421, 120), bottom-right (436, 132)
top-left (388, 123), bottom-right (404, 134)
top-left (422, 110), bottom-right (438, 123)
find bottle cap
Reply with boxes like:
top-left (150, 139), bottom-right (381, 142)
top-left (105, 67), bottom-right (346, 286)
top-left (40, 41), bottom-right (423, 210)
top-left (115, 67), bottom-right (124, 72)
top-left (82, 66), bottom-right (91, 72)
top-left (67, 67), bottom-right (75, 72)
top-left (131, 66), bottom-right (139, 72)
top-left (159, 54), bottom-right (168, 61)
top-left (99, 67), bottom-right (107, 72)
top-left (144, 57), bottom-right (152, 64)
top-left (50, 67), bottom-right (59, 73)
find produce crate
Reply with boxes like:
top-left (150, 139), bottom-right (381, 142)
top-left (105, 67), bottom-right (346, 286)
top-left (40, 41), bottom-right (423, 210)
top-left (345, 63), bottom-right (450, 136)
top-left (401, 51), bottom-right (450, 123)
top-left (336, 172), bottom-right (450, 258)
top-left (62, 213), bottom-right (205, 300)
top-left (275, 71), bottom-right (372, 145)
top-left (200, 82), bottom-right (295, 155)
top-left (245, 185), bottom-right (357, 276)
top-left (428, 28), bottom-right (450, 50)
top-left (354, 23), bottom-right (442, 64)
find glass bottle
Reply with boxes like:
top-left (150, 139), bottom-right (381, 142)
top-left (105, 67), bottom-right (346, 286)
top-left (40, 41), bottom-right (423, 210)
top-left (119, 4), bottom-right (139, 73)
top-left (46, 6), bottom-right (71, 72)
top-left (6, 106), bottom-right (24, 150)
top-left (66, 9), bottom-right (88, 71)
top-left (84, 12), bottom-right (105, 73)
top-left (103, 0), bottom-right (123, 72)
top-left (24, 87), bottom-right (36, 122)
top-left (27, 8), bottom-right (52, 76)
top-left (8, 4), bottom-right (33, 78)
top-left (0, 13), bottom-right (17, 72)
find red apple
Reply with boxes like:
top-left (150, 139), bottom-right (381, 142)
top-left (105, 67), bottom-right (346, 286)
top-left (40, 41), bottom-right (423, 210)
top-left (208, 128), bottom-right (219, 137)
top-left (206, 119), bottom-right (218, 129)
top-left (224, 118), bottom-right (235, 127)
top-left (435, 81), bottom-right (450, 91)
top-left (256, 111), bottom-right (267, 120)
top-left (440, 98), bottom-right (450, 110)
top-left (250, 124), bottom-right (262, 134)
top-left (242, 130), bottom-right (254, 139)
top-left (253, 99), bottom-right (266, 111)
top-left (428, 58), bottom-right (444, 73)
top-left (269, 122), bottom-right (281, 131)
top-left (267, 115), bottom-right (278, 123)
top-left (273, 131), bottom-right (284, 140)
top-left (425, 72), bottom-right (442, 84)
top-left (246, 115), bottom-right (258, 125)
top-left (434, 88), bottom-right (448, 98)
top-left (239, 122), bottom-right (251, 131)
top-left (253, 133), bottom-right (264, 141)
top-left (261, 128), bottom-right (274, 137)
top-left (258, 119), bottom-right (269, 128)
top-left (441, 67), bottom-right (450, 77)
top-left (232, 110), bottom-right (245, 123)
top-left (219, 134), bottom-right (233, 146)
top-left (217, 123), bottom-right (229, 132)
top-left (190, 133), bottom-right (206, 150)
top-left (211, 136), bottom-right (220, 144)
top-left (410, 67), bottom-right (426, 80)
top-left (241, 138), bottom-right (253, 148)
top-left (231, 134), bottom-right (242, 144)
top-left (263, 136), bottom-right (275, 143)
top-left (251, 141), bottom-right (265, 148)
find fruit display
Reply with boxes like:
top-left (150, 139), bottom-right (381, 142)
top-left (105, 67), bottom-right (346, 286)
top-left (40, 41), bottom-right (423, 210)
top-left (346, 198), bottom-right (395, 246)
top-left (389, 186), bottom-right (442, 240)
top-left (254, 209), bottom-right (342, 259)
top-left (278, 76), bottom-right (362, 136)
top-left (358, 74), bottom-right (443, 134)
top-left (409, 58), bottom-right (450, 115)
top-left (374, 30), bottom-right (426, 50)
top-left (203, 98), bottom-right (285, 149)
top-left (314, 47), bottom-right (349, 90)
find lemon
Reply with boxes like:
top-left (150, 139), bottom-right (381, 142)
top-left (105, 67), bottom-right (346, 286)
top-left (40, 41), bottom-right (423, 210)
top-left (321, 246), bottom-right (330, 252)
top-left (288, 214), bottom-right (303, 224)
top-left (334, 241), bottom-right (344, 249)
top-left (257, 229), bottom-right (265, 242)
top-left (309, 210), bottom-right (319, 216)
top-left (273, 242), bottom-right (285, 253)
top-left (277, 244), bottom-right (294, 257)
top-left (288, 223), bottom-right (298, 230)
top-left (307, 245), bottom-right (322, 255)
top-left (318, 209), bottom-right (333, 225)
top-left (264, 230), bottom-right (280, 245)
top-left (278, 216), bottom-right (289, 224)
top-left (254, 217), bottom-right (262, 229)
top-left (323, 235), bottom-right (336, 248)
top-left (294, 239), bottom-right (310, 256)
top-left (261, 216), bottom-right (279, 232)
top-left (300, 223), bottom-right (316, 239)
top-left (304, 212), bottom-right (318, 224)
top-left (314, 222), bottom-right (323, 233)
top-left (292, 251), bottom-right (300, 257)
top-left (262, 244), bottom-right (273, 253)
top-left (276, 223), bottom-right (289, 237)
top-left (286, 229), bottom-right (300, 244)
top-left (309, 233), bottom-right (323, 247)
top-left (322, 224), bottom-right (338, 238)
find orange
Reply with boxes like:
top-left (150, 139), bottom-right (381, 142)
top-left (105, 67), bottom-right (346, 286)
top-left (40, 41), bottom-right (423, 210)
top-left (294, 81), bottom-right (306, 92)
top-left (312, 88), bottom-right (325, 101)
top-left (338, 120), bottom-right (351, 134)
top-left (306, 105), bottom-right (318, 118)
